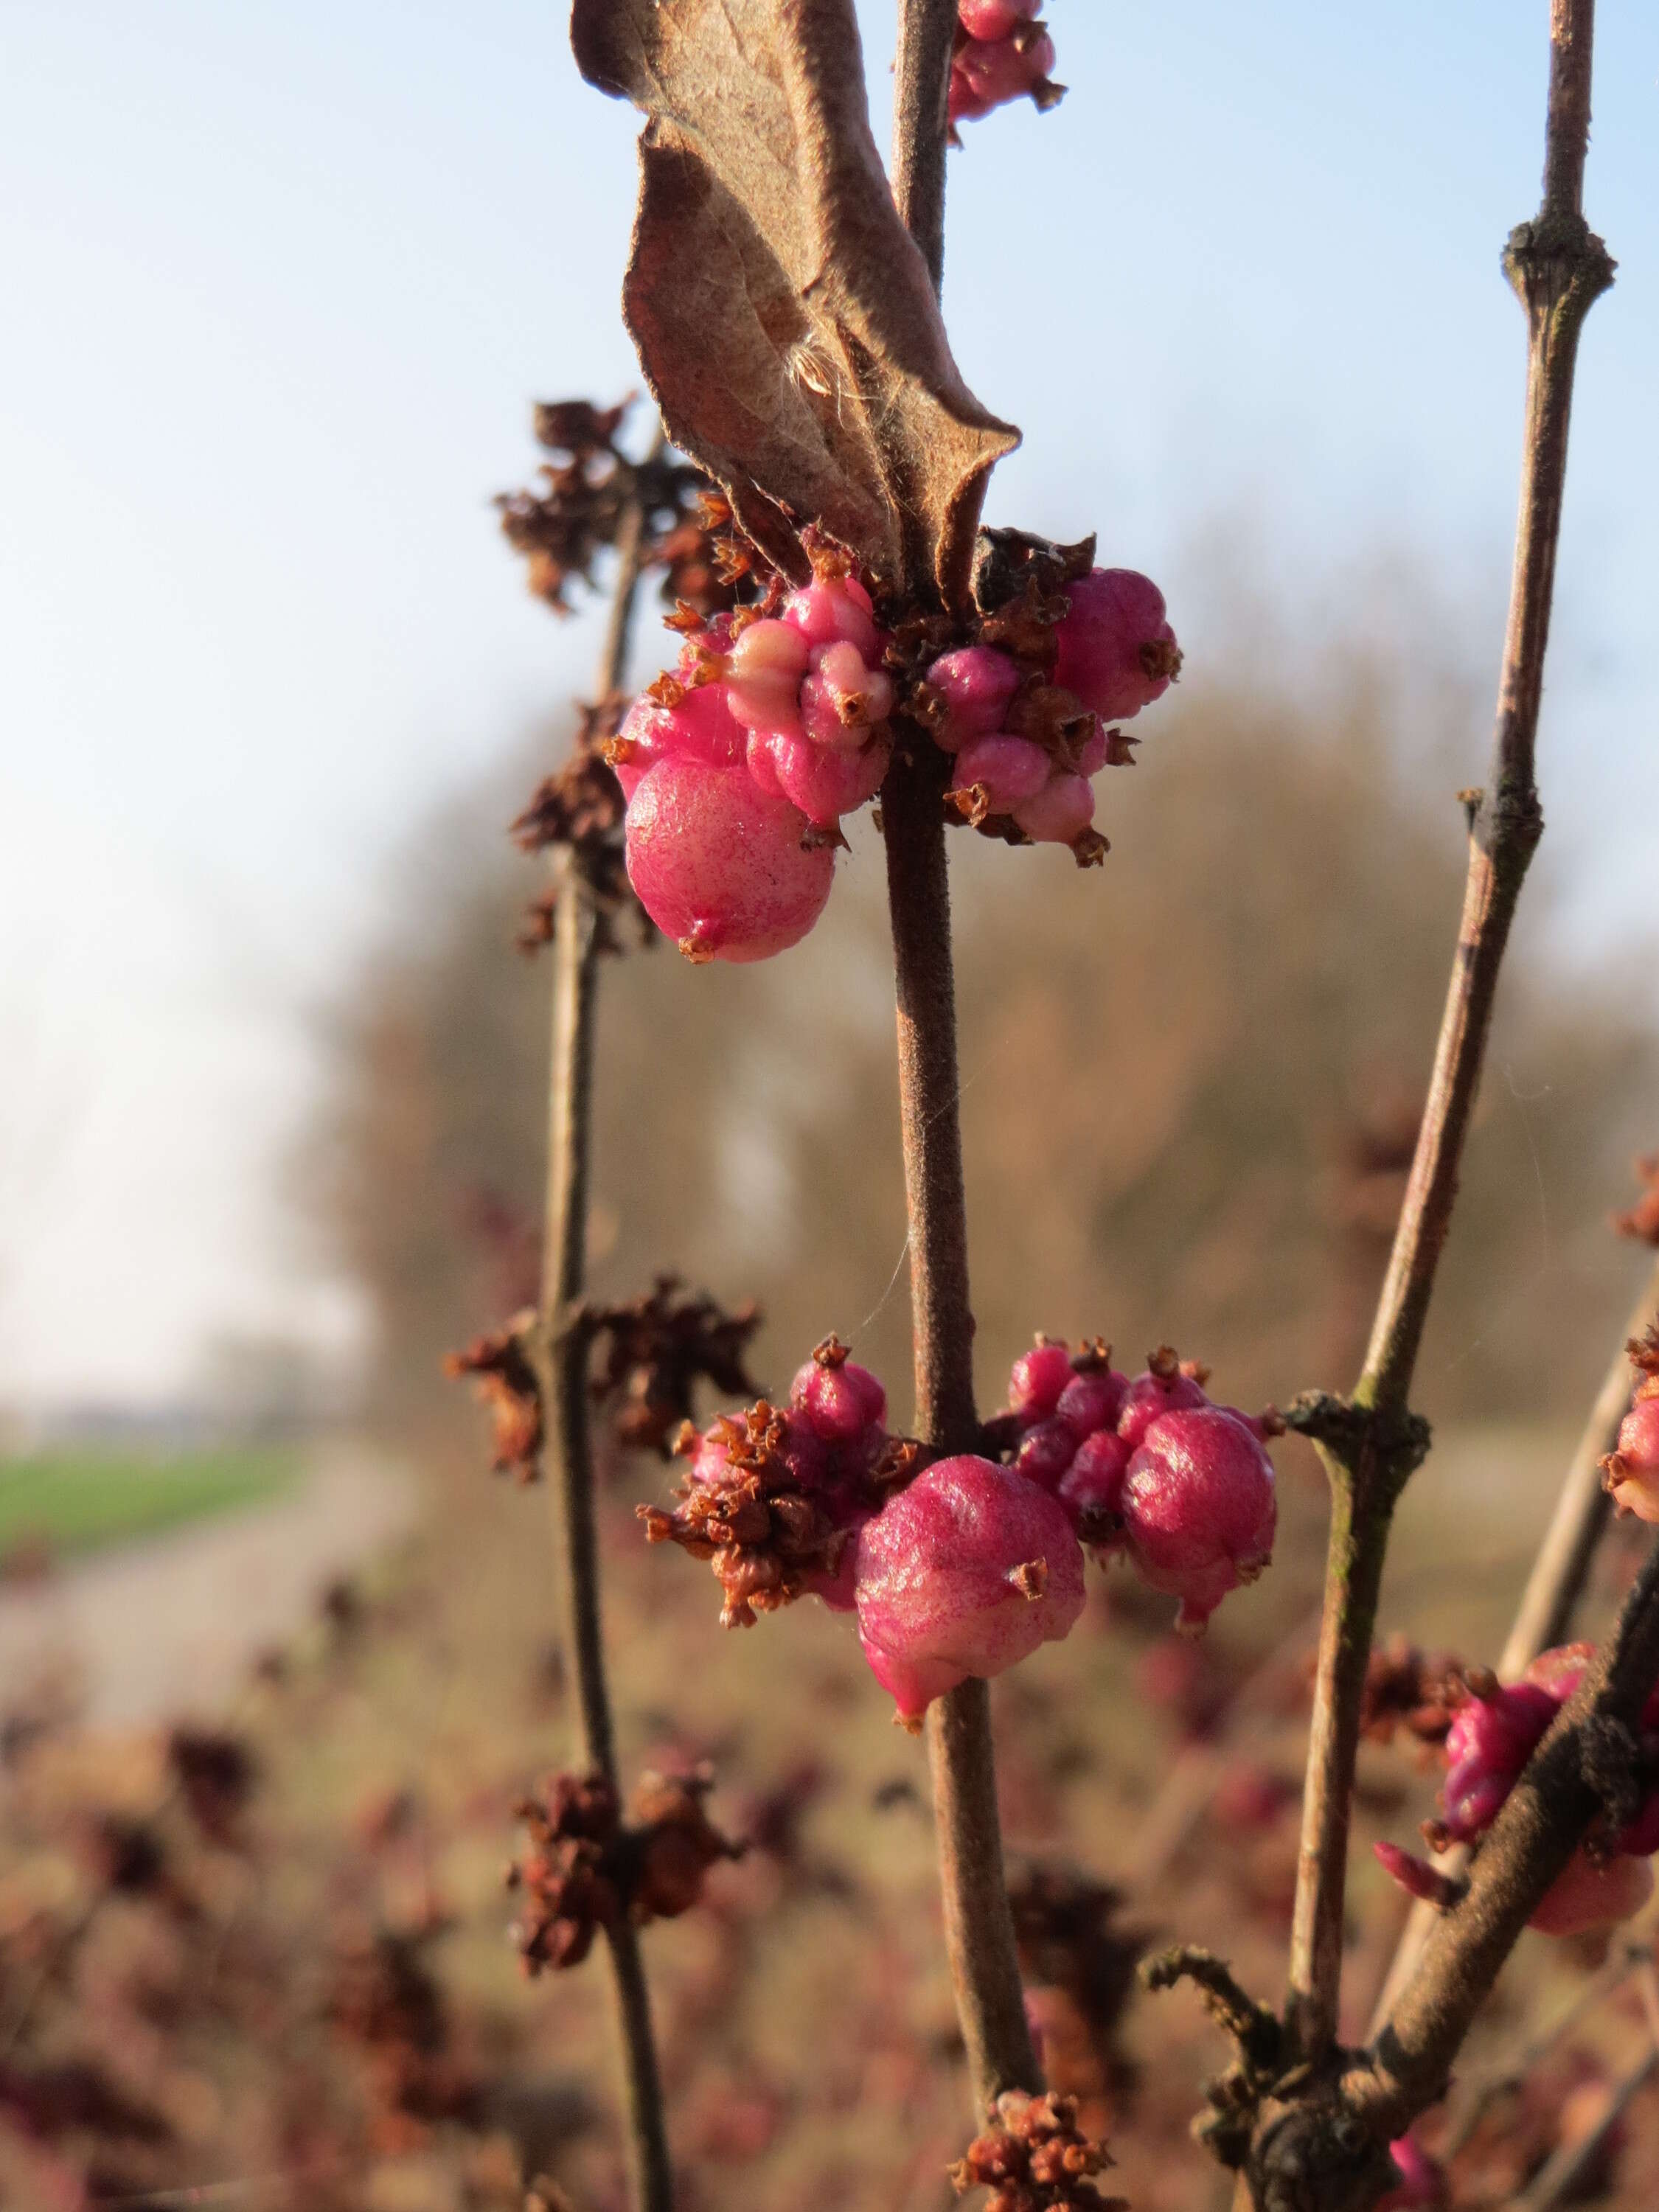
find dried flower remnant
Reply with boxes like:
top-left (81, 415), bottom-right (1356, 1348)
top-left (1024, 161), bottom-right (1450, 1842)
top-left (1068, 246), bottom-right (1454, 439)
top-left (166, 1728), bottom-right (256, 1848)
top-left (1600, 1324), bottom-right (1659, 1523)
top-left (445, 1312), bottom-right (542, 1484)
top-left (639, 1339), bottom-right (911, 1628)
top-left (1357, 1637), bottom-right (1492, 1750)
top-left (947, 2090), bottom-right (1125, 2212)
top-left (508, 1767), bottom-right (742, 1975)
top-left (1007, 1863), bottom-right (1145, 2109)
top-left (585, 1276), bottom-right (762, 1456)
top-left (498, 396), bottom-right (740, 622)
top-left (326, 1925), bottom-right (482, 2146)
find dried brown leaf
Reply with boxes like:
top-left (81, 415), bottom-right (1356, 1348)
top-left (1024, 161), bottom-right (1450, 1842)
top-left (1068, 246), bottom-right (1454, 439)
top-left (571, 0), bottom-right (1018, 607)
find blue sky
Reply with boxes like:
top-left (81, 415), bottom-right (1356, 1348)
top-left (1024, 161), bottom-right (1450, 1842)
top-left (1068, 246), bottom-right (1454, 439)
top-left (1, 1), bottom-right (1655, 1402)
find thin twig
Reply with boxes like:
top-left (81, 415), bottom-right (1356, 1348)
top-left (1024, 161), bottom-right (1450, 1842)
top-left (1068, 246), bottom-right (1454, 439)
top-left (530, 473), bottom-right (673, 2212)
top-left (886, 0), bottom-right (1040, 2112)
top-left (1367, 1255), bottom-right (1659, 2037)
top-left (1282, 0), bottom-right (1613, 2065)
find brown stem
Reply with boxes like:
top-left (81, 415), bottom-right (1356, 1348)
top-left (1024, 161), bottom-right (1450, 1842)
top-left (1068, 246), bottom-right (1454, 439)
top-left (1282, 0), bottom-right (1613, 2065)
top-left (532, 482), bottom-right (673, 2212)
top-left (887, 0), bottom-right (1040, 2114)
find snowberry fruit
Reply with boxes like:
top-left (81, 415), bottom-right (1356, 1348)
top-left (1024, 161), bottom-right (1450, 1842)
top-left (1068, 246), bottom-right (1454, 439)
top-left (1012, 1418), bottom-right (1079, 1493)
top-left (1013, 772), bottom-right (1095, 847)
top-left (1116, 1360), bottom-right (1211, 1450)
top-left (761, 727), bottom-right (891, 828)
top-left (1053, 568), bottom-right (1180, 723)
top-left (950, 30), bottom-right (1058, 124)
top-left (1377, 2138), bottom-right (1446, 2212)
top-left (1527, 1848), bottom-right (1654, 1937)
top-left (610, 683), bottom-right (747, 802)
top-left (853, 1457), bottom-right (1085, 1723)
top-left (790, 1349), bottom-right (888, 1444)
top-left (922, 644), bottom-right (1022, 749)
top-left (950, 734), bottom-right (1051, 813)
top-left (726, 618), bottom-right (811, 738)
top-left (1007, 1340), bottom-right (1077, 1424)
top-left (1604, 1397), bottom-right (1659, 1523)
top-left (1055, 1429), bottom-right (1130, 1543)
top-left (958, 0), bottom-right (1040, 38)
top-left (1054, 1369), bottom-right (1128, 1439)
top-left (1118, 1408), bottom-right (1276, 1633)
top-left (782, 574), bottom-right (881, 659)
top-left (625, 758), bottom-right (834, 964)
top-left (800, 640), bottom-right (894, 749)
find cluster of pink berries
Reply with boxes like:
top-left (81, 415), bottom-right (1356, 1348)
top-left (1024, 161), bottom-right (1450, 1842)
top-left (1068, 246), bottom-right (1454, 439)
top-left (928, 567), bottom-right (1179, 859)
top-left (648, 1329), bottom-right (1275, 1727)
top-left (1376, 1644), bottom-right (1659, 1937)
top-left (996, 1339), bottom-right (1280, 1634)
top-left (614, 558), bottom-right (1180, 964)
top-left (950, 1), bottom-right (1062, 130)
top-left (613, 571), bottom-right (890, 964)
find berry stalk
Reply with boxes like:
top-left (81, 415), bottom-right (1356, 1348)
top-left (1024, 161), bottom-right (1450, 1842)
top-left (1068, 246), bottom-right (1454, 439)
top-left (1284, 0), bottom-right (1615, 2067)
top-left (531, 466), bottom-right (675, 2212)
top-left (887, 0), bottom-right (1040, 2112)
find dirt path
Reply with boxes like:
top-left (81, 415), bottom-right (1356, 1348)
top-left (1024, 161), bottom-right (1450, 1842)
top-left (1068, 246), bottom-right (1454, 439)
top-left (0, 1441), bottom-right (415, 1727)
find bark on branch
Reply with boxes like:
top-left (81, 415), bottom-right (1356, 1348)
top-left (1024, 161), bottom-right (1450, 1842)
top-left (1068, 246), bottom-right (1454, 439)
top-left (1281, 0), bottom-right (1614, 2070)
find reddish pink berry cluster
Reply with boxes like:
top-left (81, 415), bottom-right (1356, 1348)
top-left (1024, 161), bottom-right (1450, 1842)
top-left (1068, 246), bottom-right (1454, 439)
top-left (614, 571), bottom-right (891, 963)
top-left (927, 570), bottom-right (1180, 860)
top-left (950, 2), bottom-right (1062, 131)
top-left (1375, 1643), bottom-right (1659, 1936)
top-left (996, 1339), bottom-right (1279, 1634)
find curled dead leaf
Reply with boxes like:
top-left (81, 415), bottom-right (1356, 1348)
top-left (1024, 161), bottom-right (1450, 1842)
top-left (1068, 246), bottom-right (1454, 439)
top-left (571, 0), bottom-right (1018, 608)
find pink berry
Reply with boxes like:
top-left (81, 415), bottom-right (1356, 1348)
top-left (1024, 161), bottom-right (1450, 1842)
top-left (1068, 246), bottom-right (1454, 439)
top-left (1007, 1340), bottom-right (1077, 1424)
top-left (1118, 1409), bottom-right (1276, 1634)
top-left (1606, 1397), bottom-right (1659, 1523)
top-left (762, 727), bottom-right (891, 827)
top-left (782, 575), bottom-right (880, 660)
top-left (1013, 1418), bottom-right (1079, 1493)
top-left (1439, 1680), bottom-right (1560, 1842)
top-left (1527, 1848), bottom-right (1654, 1936)
top-left (922, 645), bottom-right (1022, 749)
top-left (1053, 569), bottom-right (1180, 722)
top-left (853, 1457), bottom-right (1085, 1722)
top-left (791, 1353), bottom-right (888, 1443)
top-left (1520, 1641), bottom-right (1594, 1704)
top-left (1013, 771), bottom-right (1094, 846)
top-left (726, 618), bottom-right (810, 738)
top-left (950, 30), bottom-right (1057, 122)
top-left (625, 758), bottom-right (834, 964)
top-left (950, 734), bottom-right (1051, 812)
top-left (610, 683), bottom-right (746, 802)
top-left (1054, 1370), bottom-right (1128, 1439)
top-left (801, 641), bottom-right (894, 751)
top-left (959, 0), bottom-right (1040, 38)
top-left (1377, 2138), bottom-right (1446, 2212)
top-left (1055, 1429), bottom-right (1130, 1541)
top-left (1117, 1364), bottom-right (1211, 1450)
